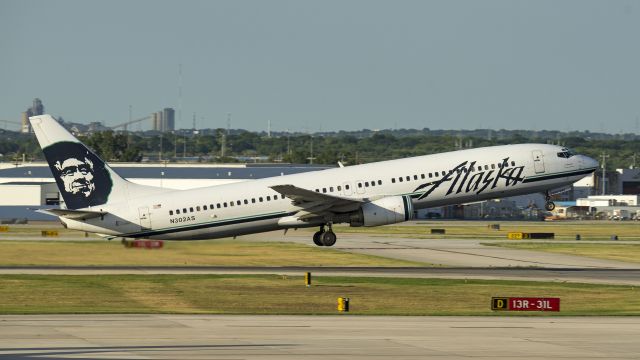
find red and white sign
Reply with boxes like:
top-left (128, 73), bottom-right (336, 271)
top-left (508, 297), bottom-right (560, 312)
top-left (492, 297), bottom-right (560, 311)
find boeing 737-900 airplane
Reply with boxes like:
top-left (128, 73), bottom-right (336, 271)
top-left (31, 115), bottom-right (598, 246)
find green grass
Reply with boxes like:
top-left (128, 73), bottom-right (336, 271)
top-left (333, 220), bottom-right (640, 240)
top-left (0, 274), bottom-right (638, 315)
top-left (486, 242), bottom-right (640, 264)
top-left (0, 239), bottom-right (425, 267)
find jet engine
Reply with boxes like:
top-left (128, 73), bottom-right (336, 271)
top-left (349, 195), bottom-right (414, 227)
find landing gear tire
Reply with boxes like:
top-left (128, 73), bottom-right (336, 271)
top-left (313, 231), bottom-right (324, 246)
top-left (321, 231), bottom-right (337, 247)
top-left (545, 201), bottom-right (556, 211)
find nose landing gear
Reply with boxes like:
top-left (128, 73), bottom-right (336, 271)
top-left (312, 223), bottom-right (337, 247)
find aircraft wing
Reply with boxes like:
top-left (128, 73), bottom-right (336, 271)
top-left (36, 208), bottom-right (107, 221)
top-left (270, 184), bottom-right (364, 222)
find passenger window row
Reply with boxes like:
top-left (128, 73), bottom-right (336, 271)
top-left (314, 179), bottom-right (383, 194)
top-left (169, 194), bottom-right (287, 216)
top-left (390, 161), bottom-right (517, 184)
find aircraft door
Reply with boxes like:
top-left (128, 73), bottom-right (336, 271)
top-left (342, 181), bottom-right (353, 196)
top-left (532, 150), bottom-right (545, 174)
top-left (355, 180), bottom-right (366, 194)
top-left (138, 206), bottom-right (151, 229)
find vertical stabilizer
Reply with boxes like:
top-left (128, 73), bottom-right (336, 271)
top-left (30, 115), bottom-right (159, 210)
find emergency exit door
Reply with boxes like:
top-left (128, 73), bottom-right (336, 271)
top-left (532, 150), bottom-right (545, 174)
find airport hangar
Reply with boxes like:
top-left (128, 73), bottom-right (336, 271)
top-left (0, 162), bottom-right (332, 221)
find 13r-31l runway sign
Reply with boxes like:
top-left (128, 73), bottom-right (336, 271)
top-left (492, 297), bottom-right (560, 312)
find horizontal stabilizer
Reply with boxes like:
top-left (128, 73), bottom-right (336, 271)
top-left (36, 208), bottom-right (107, 220)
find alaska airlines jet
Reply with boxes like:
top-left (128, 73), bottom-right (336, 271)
top-left (31, 115), bottom-right (598, 246)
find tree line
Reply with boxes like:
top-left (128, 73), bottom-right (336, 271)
top-left (1, 128), bottom-right (638, 170)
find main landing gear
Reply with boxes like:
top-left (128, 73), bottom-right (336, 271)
top-left (313, 223), bottom-right (337, 247)
top-left (544, 191), bottom-right (556, 211)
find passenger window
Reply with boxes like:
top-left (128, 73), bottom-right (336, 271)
top-left (413, 175), bottom-right (418, 180)
top-left (322, 188), bottom-right (327, 193)
top-left (315, 189), bottom-right (319, 192)
top-left (252, 198), bottom-right (256, 203)
top-left (237, 200), bottom-right (241, 206)
top-left (217, 204), bottom-right (221, 209)
top-left (429, 173), bottom-right (432, 178)
top-left (281, 194), bottom-right (285, 199)
top-left (259, 197), bottom-right (263, 202)
top-left (244, 199), bottom-right (248, 204)
top-left (406, 176), bottom-right (410, 181)
top-left (421, 174), bottom-right (425, 179)
top-left (266, 196), bottom-right (270, 201)
top-left (441, 171), bottom-right (446, 176)
top-left (365, 182), bottom-right (369, 187)
top-left (229, 202), bottom-right (234, 207)
top-left (491, 164), bottom-right (495, 170)
top-left (511, 161), bottom-right (515, 166)
top-left (190, 207), bottom-right (194, 213)
top-left (330, 186), bottom-right (334, 192)
top-left (196, 206), bottom-right (201, 211)
top-left (370, 181), bottom-right (375, 187)
top-left (399, 177), bottom-right (403, 182)
top-left (169, 210), bottom-right (174, 215)
top-left (203, 205), bottom-right (207, 210)
top-left (346, 184), bottom-right (350, 190)
top-left (176, 209), bottom-right (180, 214)
top-left (392, 178), bottom-right (396, 183)
top-left (183, 208), bottom-right (187, 213)
top-left (378, 180), bottom-right (382, 185)
top-left (358, 183), bottom-right (363, 188)
top-left (337, 185), bottom-right (342, 191)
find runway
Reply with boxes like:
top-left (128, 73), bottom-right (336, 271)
top-left (247, 231), bottom-right (640, 269)
top-left (1, 315), bottom-right (639, 359)
top-left (2, 265), bottom-right (640, 285)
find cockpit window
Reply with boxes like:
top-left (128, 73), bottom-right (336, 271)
top-left (557, 148), bottom-right (577, 158)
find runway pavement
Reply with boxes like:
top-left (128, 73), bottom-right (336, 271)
top-left (1, 315), bottom-right (638, 359)
top-left (249, 231), bottom-right (640, 269)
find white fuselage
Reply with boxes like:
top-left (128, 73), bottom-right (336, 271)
top-left (61, 143), bottom-right (597, 240)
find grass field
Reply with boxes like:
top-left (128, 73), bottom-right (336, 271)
top-left (0, 274), bottom-right (638, 315)
top-left (487, 242), bottom-right (640, 264)
top-left (0, 240), bottom-right (424, 267)
top-left (334, 220), bottom-right (640, 240)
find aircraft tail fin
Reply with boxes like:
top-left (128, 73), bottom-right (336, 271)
top-left (30, 114), bottom-right (164, 210)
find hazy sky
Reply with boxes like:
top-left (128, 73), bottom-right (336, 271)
top-left (1, 0), bottom-right (639, 133)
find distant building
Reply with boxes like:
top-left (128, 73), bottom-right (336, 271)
top-left (21, 98), bottom-right (44, 133)
top-left (151, 107), bottom-right (175, 132)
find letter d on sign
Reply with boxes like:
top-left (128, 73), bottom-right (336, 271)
top-left (491, 297), bottom-right (508, 310)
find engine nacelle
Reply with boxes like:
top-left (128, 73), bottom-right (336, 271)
top-left (349, 195), bottom-right (414, 227)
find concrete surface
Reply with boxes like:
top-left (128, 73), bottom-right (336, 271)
top-left (0, 315), bottom-right (638, 359)
top-left (248, 231), bottom-right (640, 268)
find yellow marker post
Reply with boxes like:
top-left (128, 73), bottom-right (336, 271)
top-left (41, 230), bottom-right (59, 237)
top-left (337, 297), bottom-right (350, 312)
top-left (0, 226), bottom-right (8, 232)
top-left (304, 272), bottom-right (311, 287)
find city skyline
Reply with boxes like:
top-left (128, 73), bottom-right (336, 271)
top-left (1, 1), bottom-right (639, 134)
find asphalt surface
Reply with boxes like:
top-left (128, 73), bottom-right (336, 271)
top-left (1, 315), bottom-right (639, 359)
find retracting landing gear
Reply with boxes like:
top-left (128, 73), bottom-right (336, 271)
top-left (312, 223), bottom-right (337, 247)
top-left (544, 191), bottom-right (556, 211)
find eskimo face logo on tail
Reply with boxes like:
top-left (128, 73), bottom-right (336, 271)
top-left (43, 141), bottom-right (113, 209)
top-left (414, 157), bottom-right (525, 200)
